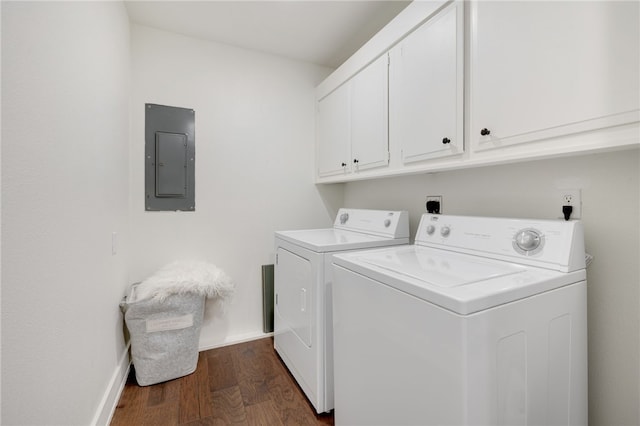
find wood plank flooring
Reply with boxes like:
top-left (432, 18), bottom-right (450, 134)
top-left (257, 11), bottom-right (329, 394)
top-left (110, 337), bottom-right (334, 425)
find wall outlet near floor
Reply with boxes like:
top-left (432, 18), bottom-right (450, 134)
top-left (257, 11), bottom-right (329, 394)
top-left (426, 195), bottom-right (442, 214)
top-left (558, 189), bottom-right (582, 220)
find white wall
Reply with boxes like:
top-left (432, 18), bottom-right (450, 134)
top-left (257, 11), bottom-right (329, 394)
top-left (343, 149), bottom-right (640, 426)
top-left (1, 2), bottom-right (131, 425)
top-left (6, 4), bottom-right (633, 426)
top-left (129, 24), bottom-right (342, 348)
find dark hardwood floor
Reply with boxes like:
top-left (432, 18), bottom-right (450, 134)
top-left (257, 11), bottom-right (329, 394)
top-left (110, 337), bottom-right (334, 425)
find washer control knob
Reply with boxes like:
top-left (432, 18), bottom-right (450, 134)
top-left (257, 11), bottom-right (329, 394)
top-left (426, 225), bottom-right (436, 235)
top-left (515, 230), bottom-right (541, 251)
top-left (339, 213), bottom-right (349, 224)
top-left (384, 219), bottom-right (391, 228)
top-left (440, 226), bottom-right (451, 237)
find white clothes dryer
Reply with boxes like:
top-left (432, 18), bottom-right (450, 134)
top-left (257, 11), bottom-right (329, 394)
top-left (274, 208), bottom-right (409, 413)
top-left (332, 214), bottom-right (587, 425)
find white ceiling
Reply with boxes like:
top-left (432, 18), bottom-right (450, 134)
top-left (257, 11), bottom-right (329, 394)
top-left (124, 1), bottom-right (411, 69)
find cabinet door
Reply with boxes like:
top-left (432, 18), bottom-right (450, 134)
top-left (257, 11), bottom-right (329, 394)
top-left (471, 1), bottom-right (640, 152)
top-left (390, 1), bottom-right (464, 164)
top-left (317, 83), bottom-right (350, 177)
top-left (351, 54), bottom-right (389, 172)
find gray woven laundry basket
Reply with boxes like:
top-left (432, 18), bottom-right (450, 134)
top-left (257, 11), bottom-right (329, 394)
top-left (121, 283), bottom-right (205, 386)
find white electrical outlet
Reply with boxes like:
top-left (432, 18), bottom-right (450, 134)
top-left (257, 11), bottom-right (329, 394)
top-left (558, 189), bottom-right (582, 220)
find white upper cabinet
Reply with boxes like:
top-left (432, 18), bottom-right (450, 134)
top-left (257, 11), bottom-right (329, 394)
top-left (315, 0), bottom-right (639, 183)
top-left (316, 55), bottom-right (389, 178)
top-left (317, 82), bottom-right (350, 178)
top-left (351, 54), bottom-right (389, 172)
top-left (390, 1), bottom-right (464, 164)
top-left (470, 0), bottom-right (640, 152)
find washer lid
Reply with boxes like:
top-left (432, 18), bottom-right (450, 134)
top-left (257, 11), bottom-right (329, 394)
top-left (275, 228), bottom-right (408, 253)
top-left (358, 246), bottom-right (525, 288)
top-left (333, 245), bottom-right (586, 315)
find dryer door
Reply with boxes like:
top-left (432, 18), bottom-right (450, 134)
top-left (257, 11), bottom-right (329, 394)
top-left (275, 247), bottom-right (313, 347)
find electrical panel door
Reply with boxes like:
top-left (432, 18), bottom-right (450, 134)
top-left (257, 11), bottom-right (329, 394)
top-left (145, 104), bottom-right (195, 211)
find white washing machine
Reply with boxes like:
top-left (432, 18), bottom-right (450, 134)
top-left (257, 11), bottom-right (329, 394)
top-left (274, 208), bottom-right (409, 413)
top-left (332, 214), bottom-right (587, 425)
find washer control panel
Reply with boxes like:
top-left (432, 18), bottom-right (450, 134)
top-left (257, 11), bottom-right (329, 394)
top-left (415, 214), bottom-right (585, 272)
top-left (334, 208), bottom-right (410, 239)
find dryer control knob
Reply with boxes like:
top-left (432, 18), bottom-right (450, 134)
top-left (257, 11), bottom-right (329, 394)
top-left (440, 226), bottom-right (451, 237)
top-left (340, 213), bottom-right (349, 224)
top-left (426, 225), bottom-right (436, 235)
top-left (384, 219), bottom-right (391, 227)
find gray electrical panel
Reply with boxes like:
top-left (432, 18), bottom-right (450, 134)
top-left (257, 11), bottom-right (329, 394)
top-left (145, 104), bottom-right (195, 211)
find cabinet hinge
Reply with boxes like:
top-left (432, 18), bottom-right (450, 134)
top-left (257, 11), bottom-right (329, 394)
top-left (275, 253), bottom-right (278, 265)
top-left (275, 293), bottom-right (278, 305)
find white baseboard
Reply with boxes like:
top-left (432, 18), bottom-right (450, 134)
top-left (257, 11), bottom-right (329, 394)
top-left (91, 343), bottom-right (131, 426)
top-left (199, 331), bottom-right (273, 352)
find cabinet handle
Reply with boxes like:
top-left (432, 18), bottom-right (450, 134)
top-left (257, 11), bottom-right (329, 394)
top-left (341, 162), bottom-right (347, 167)
top-left (442, 137), bottom-right (451, 144)
top-left (480, 128), bottom-right (491, 136)
top-left (353, 159), bottom-right (359, 164)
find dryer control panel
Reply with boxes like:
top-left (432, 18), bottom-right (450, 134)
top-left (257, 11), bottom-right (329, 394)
top-left (334, 209), bottom-right (410, 239)
top-left (416, 214), bottom-right (585, 272)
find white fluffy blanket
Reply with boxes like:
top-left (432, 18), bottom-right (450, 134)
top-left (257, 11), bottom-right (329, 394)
top-left (133, 260), bottom-right (235, 303)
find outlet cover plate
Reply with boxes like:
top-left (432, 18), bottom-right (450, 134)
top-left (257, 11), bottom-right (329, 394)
top-left (557, 189), bottom-right (581, 220)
